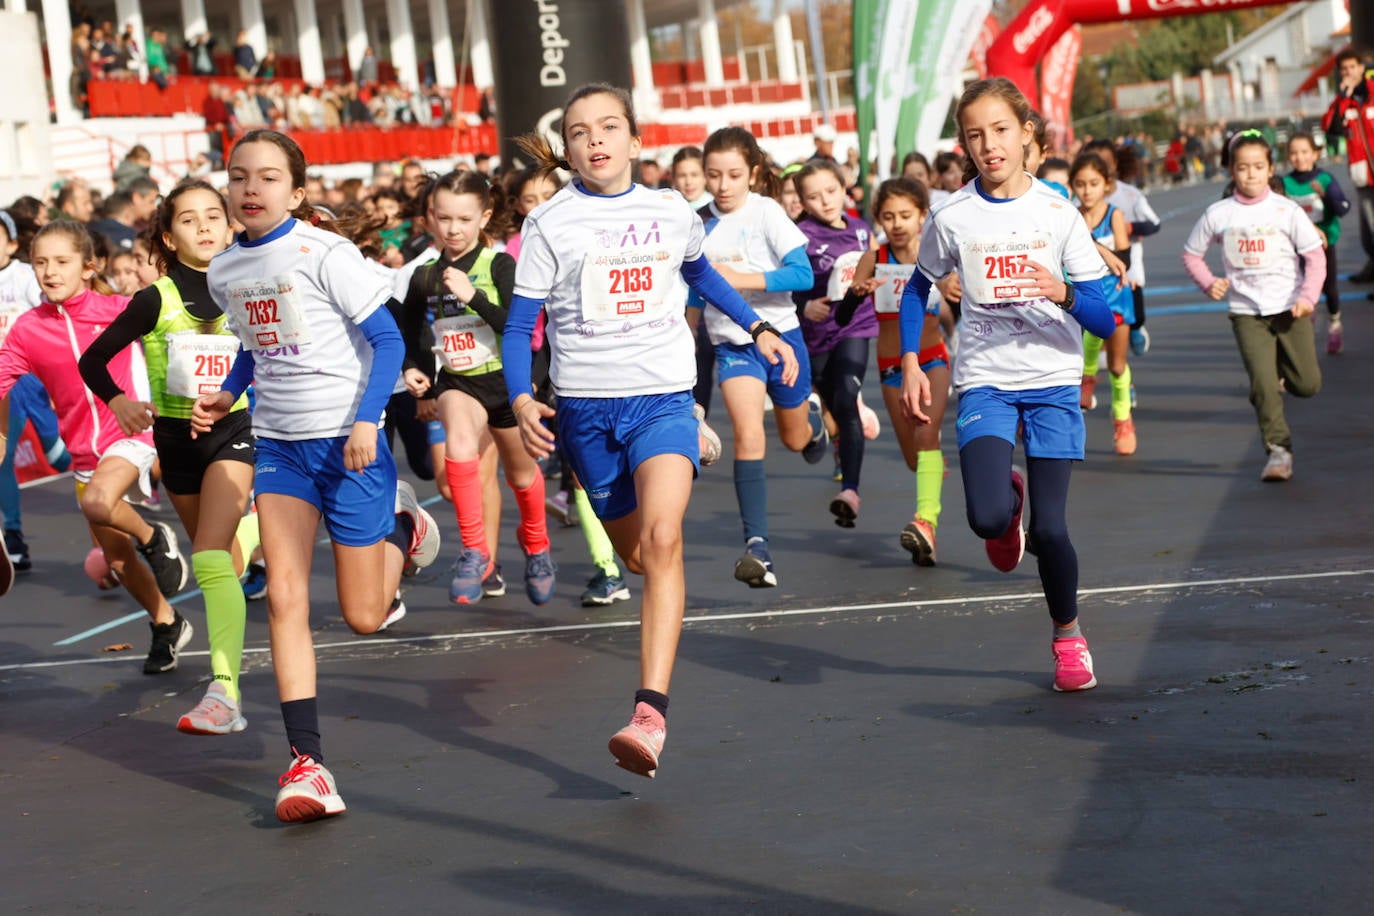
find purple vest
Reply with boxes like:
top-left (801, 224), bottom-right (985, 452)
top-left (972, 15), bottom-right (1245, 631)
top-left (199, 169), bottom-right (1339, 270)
top-left (793, 213), bottom-right (877, 353)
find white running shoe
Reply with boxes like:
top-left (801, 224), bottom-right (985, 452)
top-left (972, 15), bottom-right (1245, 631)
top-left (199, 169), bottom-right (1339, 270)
top-left (275, 754), bottom-right (346, 823)
top-left (395, 480), bottom-right (440, 574)
top-left (176, 682), bottom-right (247, 735)
top-left (694, 403), bottom-right (722, 466)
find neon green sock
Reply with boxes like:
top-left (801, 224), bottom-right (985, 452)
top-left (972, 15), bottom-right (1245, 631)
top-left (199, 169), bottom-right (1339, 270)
top-left (915, 450), bottom-right (943, 527)
top-left (192, 549), bottom-right (246, 703)
top-left (573, 488), bottom-right (620, 577)
top-left (1082, 331), bottom-right (1104, 377)
top-left (234, 512), bottom-right (261, 574)
top-left (1110, 364), bottom-right (1133, 421)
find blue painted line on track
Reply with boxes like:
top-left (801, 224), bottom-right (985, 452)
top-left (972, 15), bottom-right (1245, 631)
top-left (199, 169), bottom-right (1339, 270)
top-left (52, 491), bottom-right (451, 647)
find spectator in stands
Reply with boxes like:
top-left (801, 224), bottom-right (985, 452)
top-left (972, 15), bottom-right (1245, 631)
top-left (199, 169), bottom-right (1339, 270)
top-left (145, 27), bottom-right (170, 89)
top-left (343, 83), bottom-right (372, 125)
top-left (113, 145), bottom-right (152, 193)
top-left (115, 23), bottom-right (141, 76)
top-left (232, 30), bottom-right (258, 79)
top-left (478, 87), bottom-right (495, 123)
top-left (233, 85), bottom-right (267, 129)
top-left (357, 46), bottom-right (379, 86)
top-left (125, 177), bottom-right (160, 232)
top-left (201, 83), bottom-right (232, 165)
top-left (474, 153), bottom-right (495, 178)
top-left (54, 183), bottom-right (95, 224)
top-left (89, 191), bottom-right (137, 251)
top-left (187, 31), bottom-right (217, 77)
top-left (90, 26), bottom-right (118, 76)
top-left (809, 123), bottom-right (839, 165)
top-left (258, 49), bottom-right (278, 80)
top-left (320, 86), bottom-right (344, 129)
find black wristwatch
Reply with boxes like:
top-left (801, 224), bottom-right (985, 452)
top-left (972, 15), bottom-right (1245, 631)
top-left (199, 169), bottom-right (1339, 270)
top-left (1055, 283), bottom-right (1075, 311)
top-left (751, 320), bottom-right (779, 341)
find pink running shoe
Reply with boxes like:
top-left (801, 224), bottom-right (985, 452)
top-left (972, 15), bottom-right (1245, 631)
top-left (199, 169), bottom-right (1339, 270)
top-left (857, 393), bottom-right (881, 440)
top-left (1052, 636), bottom-right (1098, 692)
top-left (608, 702), bottom-right (666, 778)
top-left (275, 753), bottom-right (346, 823)
top-left (985, 468), bottom-right (1026, 573)
top-left (829, 488), bottom-right (861, 528)
top-left (176, 682), bottom-right (247, 735)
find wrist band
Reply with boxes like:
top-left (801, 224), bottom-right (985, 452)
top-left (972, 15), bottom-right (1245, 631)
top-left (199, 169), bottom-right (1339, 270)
top-left (751, 320), bottom-right (778, 341)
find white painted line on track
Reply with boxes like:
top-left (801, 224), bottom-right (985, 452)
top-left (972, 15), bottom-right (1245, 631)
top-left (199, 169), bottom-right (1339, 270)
top-left (7, 567), bottom-right (1372, 673)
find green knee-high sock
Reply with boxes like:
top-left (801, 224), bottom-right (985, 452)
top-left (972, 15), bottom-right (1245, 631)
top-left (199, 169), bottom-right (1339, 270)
top-left (234, 512), bottom-right (261, 574)
top-left (915, 450), bottom-right (944, 527)
top-left (192, 549), bottom-right (246, 703)
top-left (1082, 331), bottom-right (1104, 376)
top-left (1110, 364), bottom-right (1133, 421)
top-left (573, 488), bottom-right (620, 577)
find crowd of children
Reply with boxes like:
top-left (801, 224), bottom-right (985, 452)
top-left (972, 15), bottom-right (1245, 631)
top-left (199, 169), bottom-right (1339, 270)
top-left (0, 76), bottom-right (1351, 823)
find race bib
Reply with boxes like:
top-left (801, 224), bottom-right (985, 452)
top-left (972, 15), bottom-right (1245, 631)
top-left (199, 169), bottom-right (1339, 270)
top-left (958, 232), bottom-right (1054, 304)
top-left (871, 262), bottom-right (913, 315)
top-left (825, 250), bottom-right (864, 301)
top-left (0, 305), bottom-right (23, 347)
top-left (580, 249), bottom-right (672, 322)
top-left (226, 276), bottom-right (312, 350)
top-left (431, 314), bottom-right (497, 371)
top-left (1222, 226), bottom-right (1280, 271)
top-left (164, 333), bottom-right (240, 398)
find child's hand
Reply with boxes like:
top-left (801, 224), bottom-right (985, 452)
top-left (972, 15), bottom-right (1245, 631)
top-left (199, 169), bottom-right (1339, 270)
top-left (110, 393), bottom-right (157, 436)
top-left (935, 272), bottom-right (962, 303)
top-left (191, 390), bottom-right (234, 438)
top-left (848, 276), bottom-right (883, 298)
top-left (753, 329), bottom-right (799, 386)
top-left (899, 353), bottom-right (932, 425)
top-left (1099, 249), bottom-right (1129, 289)
top-left (1206, 278), bottom-right (1230, 301)
top-left (513, 395), bottom-right (557, 460)
top-left (802, 298), bottom-right (832, 322)
top-left (343, 421), bottom-right (378, 471)
top-left (1012, 260), bottom-right (1068, 304)
top-left (442, 266), bottom-right (476, 305)
top-left (404, 367), bottom-right (430, 397)
top-left (1292, 299), bottom-right (1315, 318)
top-left (416, 397), bottom-right (438, 422)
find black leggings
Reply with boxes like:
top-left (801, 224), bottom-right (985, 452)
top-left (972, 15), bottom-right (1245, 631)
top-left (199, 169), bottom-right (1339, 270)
top-left (1322, 244), bottom-right (1341, 316)
top-left (384, 391), bottom-right (435, 481)
top-left (811, 336), bottom-right (870, 491)
top-left (960, 436), bottom-right (1078, 625)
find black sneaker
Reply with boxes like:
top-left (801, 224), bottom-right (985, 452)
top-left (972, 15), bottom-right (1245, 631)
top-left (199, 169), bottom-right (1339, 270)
top-left (137, 521), bottom-right (189, 597)
top-left (4, 528), bottom-right (31, 572)
top-left (144, 611), bottom-right (193, 674)
top-left (800, 396), bottom-right (830, 465)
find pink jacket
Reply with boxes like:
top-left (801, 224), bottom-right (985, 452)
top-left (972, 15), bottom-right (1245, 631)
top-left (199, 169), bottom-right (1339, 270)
top-left (0, 288), bottom-right (152, 471)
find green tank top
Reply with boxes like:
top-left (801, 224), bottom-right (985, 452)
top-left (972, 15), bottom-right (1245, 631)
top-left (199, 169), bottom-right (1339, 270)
top-left (427, 247), bottom-right (503, 377)
top-left (143, 276), bottom-right (249, 419)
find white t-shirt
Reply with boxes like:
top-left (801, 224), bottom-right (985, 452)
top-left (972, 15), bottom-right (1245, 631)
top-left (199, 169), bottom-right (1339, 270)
top-left (0, 260), bottom-right (41, 346)
top-left (699, 193), bottom-right (808, 346)
top-left (208, 219), bottom-right (393, 440)
top-left (514, 182), bottom-right (703, 397)
top-left (919, 177), bottom-right (1109, 392)
top-left (1183, 192), bottom-right (1324, 317)
top-left (1107, 181), bottom-right (1158, 286)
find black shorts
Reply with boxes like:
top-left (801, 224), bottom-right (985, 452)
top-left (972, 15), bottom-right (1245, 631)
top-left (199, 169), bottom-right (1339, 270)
top-left (434, 369), bottom-right (516, 428)
top-left (153, 410), bottom-right (255, 495)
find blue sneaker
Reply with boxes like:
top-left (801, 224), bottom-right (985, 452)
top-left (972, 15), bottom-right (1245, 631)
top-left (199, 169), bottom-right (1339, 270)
top-left (581, 568), bottom-right (630, 606)
top-left (800, 394), bottom-right (829, 465)
top-left (1129, 326), bottom-right (1150, 355)
top-left (449, 547), bottom-right (490, 605)
top-left (241, 561), bottom-right (267, 601)
top-left (524, 550), bottom-right (557, 605)
top-left (733, 537), bottom-right (777, 588)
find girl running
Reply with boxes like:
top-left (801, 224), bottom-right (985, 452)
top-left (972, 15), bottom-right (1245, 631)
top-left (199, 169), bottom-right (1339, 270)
top-left (838, 177), bottom-right (950, 565)
top-left (0, 222), bottom-right (193, 672)
top-left (898, 78), bottom-right (1118, 692)
top-left (670, 146), bottom-right (712, 208)
top-left (1282, 132), bottom-right (1350, 353)
top-left (501, 83), bottom-right (797, 778)
top-left (79, 179), bottom-right (260, 735)
top-left (688, 126), bottom-right (820, 588)
top-left (1182, 130), bottom-right (1325, 482)
top-left (400, 169), bottom-right (555, 606)
top-left (794, 161), bottom-right (877, 526)
top-left (1071, 153), bottom-right (1138, 456)
top-left (191, 129), bottom-right (440, 823)
top-left (1082, 139), bottom-right (1161, 355)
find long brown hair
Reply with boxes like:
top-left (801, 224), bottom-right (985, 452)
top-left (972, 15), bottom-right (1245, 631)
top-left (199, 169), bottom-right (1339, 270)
top-left (702, 126), bottom-right (782, 200)
top-left (229, 129), bottom-right (370, 239)
top-left (955, 77), bottom-right (1035, 185)
top-left (144, 179), bottom-right (227, 273)
top-left (32, 222), bottom-right (115, 295)
top-left (513, 83), bottom-right (639, 177)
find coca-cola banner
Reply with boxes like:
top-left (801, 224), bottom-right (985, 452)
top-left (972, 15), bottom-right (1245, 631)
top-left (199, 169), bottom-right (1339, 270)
top-left (486, 0), bottom-right (634, 167)
top-left (986, 0), bottom-right (1292, 105)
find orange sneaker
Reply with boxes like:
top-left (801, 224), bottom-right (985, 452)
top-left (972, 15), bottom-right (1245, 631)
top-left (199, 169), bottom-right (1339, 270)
top-left (1113, 417), bottom-right (1137, 455)
top-left (900, 518), bottom-right (937, 567)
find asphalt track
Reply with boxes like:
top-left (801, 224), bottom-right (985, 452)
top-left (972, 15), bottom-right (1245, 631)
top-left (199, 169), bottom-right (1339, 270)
top-left (3, 180), bottom-right (1373, 914)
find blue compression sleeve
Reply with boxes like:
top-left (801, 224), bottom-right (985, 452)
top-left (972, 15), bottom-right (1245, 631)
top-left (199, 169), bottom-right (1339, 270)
top-left (762, 245), bottom-right (814, 293)
top-left (355, 304), bottom-right (405, 425)
top-left (899, 268), bottom-right (933, 355)
top-left (221, 348), bottom-right (255, 399)
top-left (1067, 276), bottom-right (1119, 340)
top-left (502, 292), bottom-right (542, 405)
top-left (681, 256), bottom-right (762, 331)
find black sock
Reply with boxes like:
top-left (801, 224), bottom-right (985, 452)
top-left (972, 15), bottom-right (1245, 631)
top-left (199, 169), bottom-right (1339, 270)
top-left (386, 512), bottom-right (415, 555)
top-left (281, 698), bottom-right (323, 763)
top-left (634, 689), bottom-right (669, 720)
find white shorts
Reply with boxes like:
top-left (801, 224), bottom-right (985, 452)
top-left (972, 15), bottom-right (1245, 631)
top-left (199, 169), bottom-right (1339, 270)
top-left (73, 438), bottom-right (158, 500)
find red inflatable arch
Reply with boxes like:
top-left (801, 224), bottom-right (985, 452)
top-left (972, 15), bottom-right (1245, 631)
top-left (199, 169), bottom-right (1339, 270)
top-left (987, 0), bottom-right (1295, 113)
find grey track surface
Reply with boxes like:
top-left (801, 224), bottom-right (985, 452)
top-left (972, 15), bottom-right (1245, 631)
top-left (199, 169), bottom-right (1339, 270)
top-left (3, 181), bottom-right (1373, 914)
